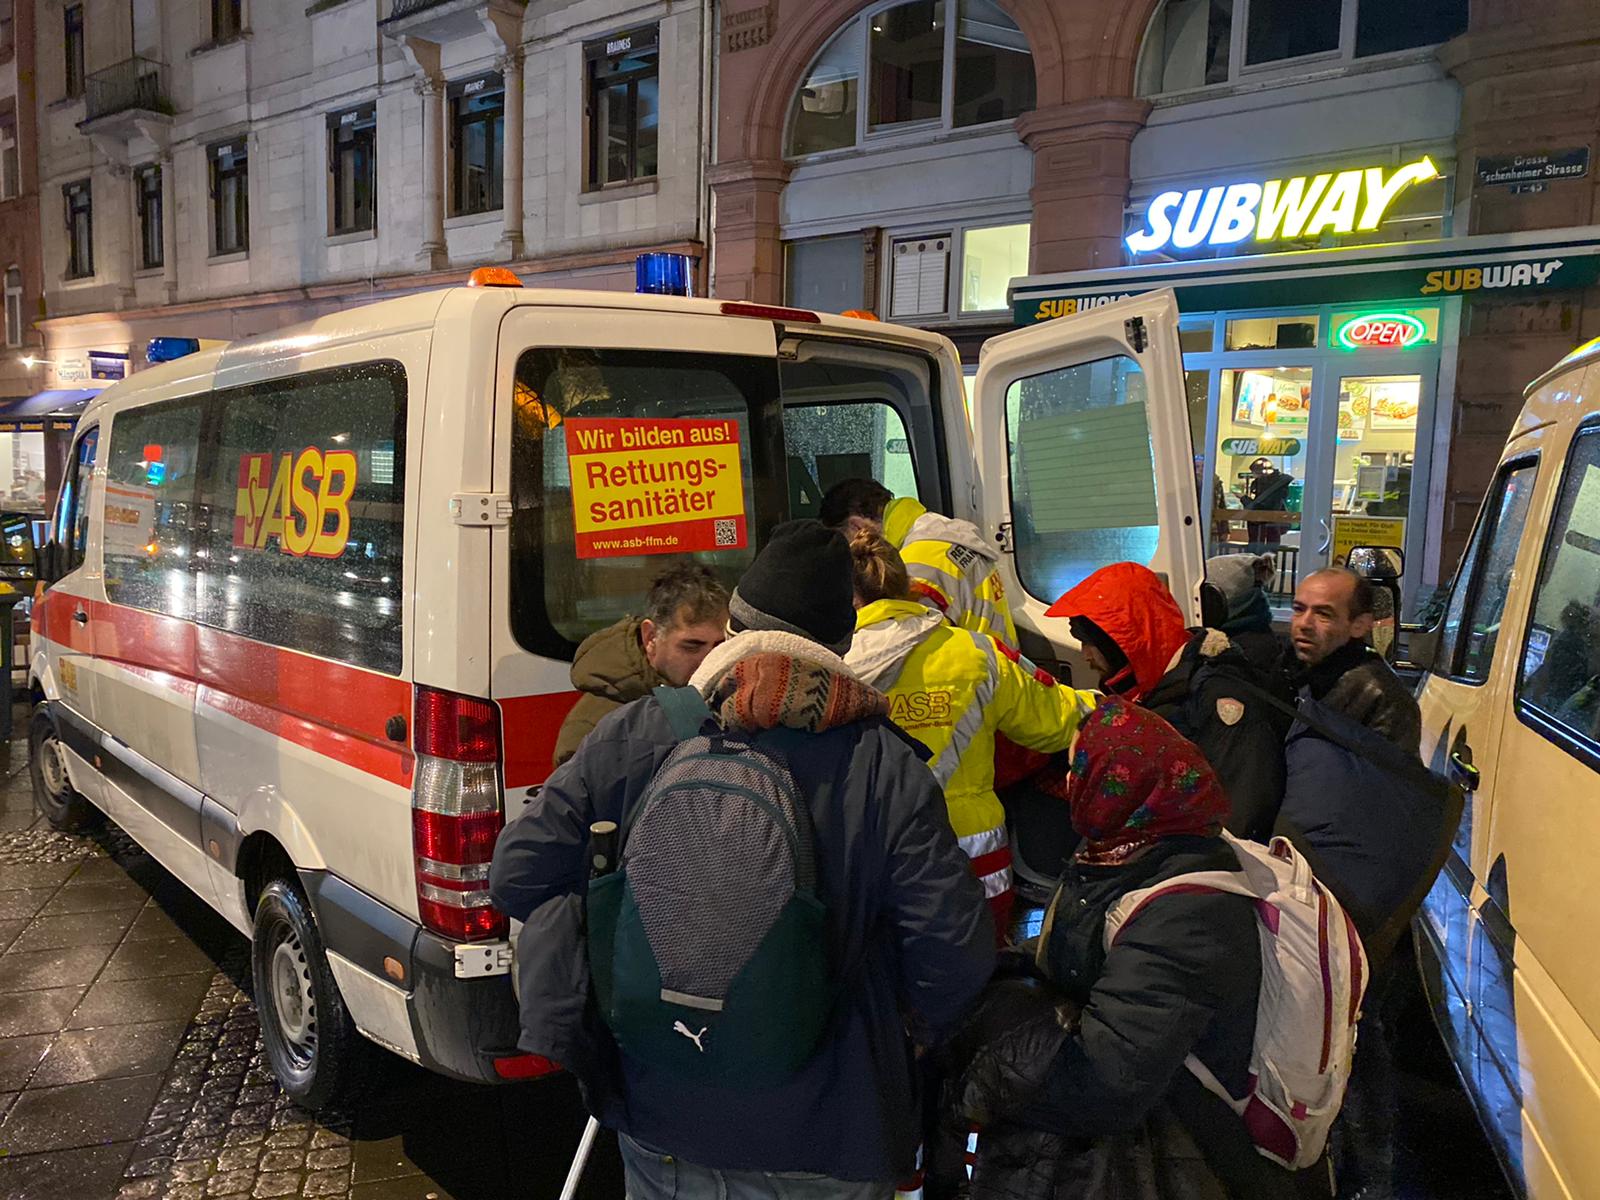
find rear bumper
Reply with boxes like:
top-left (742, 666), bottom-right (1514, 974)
top-left (299, 870), bottom-right (523, 1085)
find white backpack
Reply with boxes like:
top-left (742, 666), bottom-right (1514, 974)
top-left (1102, 832), bottom-right (1368, 1170)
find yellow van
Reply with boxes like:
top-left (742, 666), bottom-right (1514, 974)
top-left (1412, 334), bottom-right (1600, 1199)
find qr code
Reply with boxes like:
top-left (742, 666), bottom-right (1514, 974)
top-left (714, 519), bottom-right (739, 547)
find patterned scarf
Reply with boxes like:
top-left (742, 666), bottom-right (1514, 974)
top-left (1038, 697), bottom-right (1230, 867)
top-left (691, 629), bottom-right (889, 733)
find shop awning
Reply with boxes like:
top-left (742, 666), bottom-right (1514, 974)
top-left (1009, 225), bottom-right (1600, 324)
top-left (0, 389), bottom-right (97, 432)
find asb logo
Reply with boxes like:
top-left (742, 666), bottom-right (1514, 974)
top-left (1127, 157), bottom-right (1440, 255)
top-left (233, 449), bottom-right (359, 558)
top-left (889, 690), bottom-right (953, 725)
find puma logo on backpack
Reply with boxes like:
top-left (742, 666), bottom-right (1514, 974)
top-left (1103, 832), bottom-right (1368, 1170)
top-left (587, 686), bottom-right (833, 1085)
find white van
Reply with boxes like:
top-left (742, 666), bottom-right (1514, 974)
top-left (1411, 333), bottom-right (1600, 1198)
top-left (27, 276), bottom-right (1204, 1103)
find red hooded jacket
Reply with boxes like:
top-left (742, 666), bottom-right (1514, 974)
top-left (1046, 563), bottom-right (1190, 701)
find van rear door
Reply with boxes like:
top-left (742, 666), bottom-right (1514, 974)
top-left (969, 289), bottom-right (1203, 678)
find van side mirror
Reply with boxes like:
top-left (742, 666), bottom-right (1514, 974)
top-left (1348, 545), bottom-right (1404, 579)
top-left (37, 541), bottom-right (63, 586)
top-left (1348, 545), bottom-right (1404, 663)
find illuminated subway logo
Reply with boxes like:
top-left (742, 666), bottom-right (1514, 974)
top-left (1126, 157), bottom-right (1440, 255)
top-left (1334, 312), bottom-right (1427, 350)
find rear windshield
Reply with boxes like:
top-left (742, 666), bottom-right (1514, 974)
top-left (509, 338), bottom-right (947, 659)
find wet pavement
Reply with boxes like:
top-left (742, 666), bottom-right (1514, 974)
top-left (0, 698), bottom-right (1511, 1200)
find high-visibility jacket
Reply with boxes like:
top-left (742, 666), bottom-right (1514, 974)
top-left (847, 599), bottom-right (1096, 932)
top-left (883, 497), bottom-right (1018, 653)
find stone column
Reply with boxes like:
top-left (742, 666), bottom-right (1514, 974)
top-left (706, 158), bottom-right (791, 303)
top-left (1016, 99), bottom-right (1151, 274)
top-left (496, 51), bottom-right (525, 260)
top-left (415, 73), bottom-right (447, 269)
top-left (108, 162), bottom-right (137, 303)
top-left (159, 150), bottom-right (177, 302)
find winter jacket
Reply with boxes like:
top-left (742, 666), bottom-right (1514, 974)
top-left (884, 496), bottom-right (1018, 652)
top-left (847, 598), bottom-right (1097, 927)
top-left (1295, 640), bottom-right (1421, 754)
top-left (1141, 631), bottom-right (1289, 841)
top-left (552, 615), bottom-right (663, 768)
top-left (489, 631), bottom-right (995, 1184)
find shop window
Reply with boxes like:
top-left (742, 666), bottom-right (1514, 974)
top-left (959, 223), bottom-right (1028, 314)
top-left (1356, 0), bottom-right (1468, 58)
top-left (63, 180), bottom-right (93, 279)
top-left (102, 399), bottom-right (205, 620)
top-left (0, 114), bottom-right (18, 201)
top-left (329, 104), bottom-right (376, 235)
top-left (3, 267), bottom-right (20, 348)
top-left (55, 427), bottom-right (98, 571)
top-left (1436, 460), bottom-right (1538, 683)
top-left (1519, 428), bottom-right (1600, 751)
top-left (1246, 0), bottom-right (1339, 66)
top-left (783, 404), bottom-right (916, 517)
top-left (196, 362), bottom-right (408, 675)
top-left (785, 234), bottom-right (866, 316)
top-left (889, 234), bottom-right (949, 320)
top-left (0, 427), bottom-right (47, 511)
top-left (450, 75), bottom-right (504, 215)
top-left (787, 20), bottom-right (861, 156)
top-left (135, 164), bottom-right (162, 271)
top-left (64, 5), bottom-right (85, 99)
top-left (1225, 315), bottom-right (1317, 351)
top-left (586, 29), bottom-right (658, 189)
top-left (1007, 355), bottom-right (1161, 602)
top-left (786, 0), bottom-right (1033, 156)
top-left (1210, 367), bottom-right (1312, 565)
top-left (211, 0), bottom-right (242, 42)
top-left (209, 139), bottom-right (248, 256)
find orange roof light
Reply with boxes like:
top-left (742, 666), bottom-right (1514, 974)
top-left (840, 309), bottom-right (880, 321)
top-left (468, 267), bottom-right (523, 288)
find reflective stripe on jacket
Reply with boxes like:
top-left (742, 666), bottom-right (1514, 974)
top-left (883, 497), bottom-right (1018, 652)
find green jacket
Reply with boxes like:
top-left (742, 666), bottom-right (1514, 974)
top-left (552, 615), bottom-right (664, 768)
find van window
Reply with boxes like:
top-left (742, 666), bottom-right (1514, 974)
top-left (1519, 426), bottom-right (1600, 751)
top-left (1005, 354), bottom-right (1158, 603)
top-left (55, 426), bottom-right (98, 571)
top-left (1435, 459), bottom-right (1538, 683)
top-left (510, 348), bottom-right (781, 657)
top-left (195, 362), bottom-right (407, 675)
top-left (103, 402), bottom-right (204, 618)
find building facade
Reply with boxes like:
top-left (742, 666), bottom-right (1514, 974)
top-left (2, 0), bottom-right (42, 399)
top-left (711, 0), bottom-right (1600, 595)
top-left (32, 0), bottom-right (711, 384)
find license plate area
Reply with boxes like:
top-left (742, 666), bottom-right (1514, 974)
top-left (453, 941), bottom-right (512, 979)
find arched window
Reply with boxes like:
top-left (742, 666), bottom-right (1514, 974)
top-left (786, 0), bottom-right (1035, 158)
top-left (3, 267), bottom-right (21, 349)
top-left (1136, 0), bottom-right (1467, 97)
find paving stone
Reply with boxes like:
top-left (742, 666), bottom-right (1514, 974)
top-left (126, 1153), bottom-right (176, 1179)
top-left (0, 1032), bottom-right (52, 1089)
top-left (0, 887), bottom-right (55, 920)
top-left (70, 971), bottom-right (212, 1028)
top-left (0, 861), bottom-right (75, 888)
top-left (350, 1178), bottom-right (455, 1199)
top-left (0, 942), bottom-right (116, 993)
top-left (266, 1126), bottom-right (311, 1149)
top-left (0, 985), bottom-right (84, 1036)
top-left (0, 1142), bottom-right (135, 1199)
top-left (171, 1159), bottom-right (216, 1183)
top-left (305, 1146), bottom-right (352, 1172)
top-left (224, 1126), bottom-right (267, 1148)
top-left (67, 858), bottom-right (141, 885)
top-left (301, 1170), bottom-right (349, 1198)
top-left (0, 918), bottom-right (23, 952)
top-left (206, 1170), bottom-right (255, 1196)
top-left (216, 1145), bottom-right (261, 1173)
top-left (0, 1072), bottom-right (163, 1152)
top-left (33, 1019), bottom-right (190, 1085)
top-left (38, 881), bottom-right (150, 916)
top-left (125, 904), bottom-right (187, 943)
top-left (166, 1184), bottom-right (207, 1200)
top-left (8, 908), bottom-right (137, 952)
top-left (308, 1127), bottom-right (349, 1150)
top-left (253, 1172), bottom-right (303, 1198)
top-left (260, 1148), bottom-right (306, 1172)
top-left (104, 935), bottom-right (220, 981)
top-left (119, 1179), bottom-right (166, 1200)
top-left (350, 1134), bottom-right (420, 1184)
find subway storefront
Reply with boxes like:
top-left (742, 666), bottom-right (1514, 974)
top-left (1010, 226), bottom-right (1600, 615)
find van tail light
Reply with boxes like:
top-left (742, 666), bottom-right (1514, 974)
top-left (412, 686), bottom-right (507, 942)
top-left (719, 301), bottom-right (821, 324)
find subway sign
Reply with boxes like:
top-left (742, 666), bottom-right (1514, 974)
top-left (1126, 157), bottom-right (1440, 255)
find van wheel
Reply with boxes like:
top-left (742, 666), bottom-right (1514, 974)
top-left (252, 878), bottom-right (358, 1110)
top-left (30, 709), bottom-right (97, 831)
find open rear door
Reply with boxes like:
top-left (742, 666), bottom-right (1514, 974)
top-left (971, 289), bottom-right (1203, 679)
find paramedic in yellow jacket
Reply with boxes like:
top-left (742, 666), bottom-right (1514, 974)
top-left (844, 531), bottom-right (1095, 935)
top-left (821, 478), bottom-right (1018, 653)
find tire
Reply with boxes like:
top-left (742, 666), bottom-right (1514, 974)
top-left (252, 877), bottom-right (359, 1110)
top-left (30, 708), bottom-right (98, 831)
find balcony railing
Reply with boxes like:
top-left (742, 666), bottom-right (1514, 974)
top-left (385, 0), bottom-right (453, 21)
top-left (83, 57), bottom-right (172, 124)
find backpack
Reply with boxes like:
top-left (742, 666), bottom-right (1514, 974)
top-left (586, 685), bottom-right (833, 1086)
top-left (1102, 832), bottom-right (1368, 1170)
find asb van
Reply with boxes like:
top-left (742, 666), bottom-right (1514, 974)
top-left (28, 280), bottom-right (1203, 1102)
top-left (1412, 333), bottom-right (1600, 1199)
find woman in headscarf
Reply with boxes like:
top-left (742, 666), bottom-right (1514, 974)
top-left (931, 699), bottom-right (1334, 1200)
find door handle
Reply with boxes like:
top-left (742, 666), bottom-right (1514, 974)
top-left (72, 609), bottom-right (88, 624)
top-left (1317, 517), bottom-right (1332, 555)
top-left (1449, 750), bottom-right (1480, 793)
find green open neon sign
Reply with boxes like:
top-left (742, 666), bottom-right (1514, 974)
top-left (1334, 311), bottom-right (1429, 351)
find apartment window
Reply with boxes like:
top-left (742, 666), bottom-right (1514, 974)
top-left (0, 114), bottom-right (18, 200)
top-left (64, 5), bottom-right (86, 98)
top-left (449, 75), bottom-right (503, 216)
top-left (785, 235), bottom-right (866, 315)
top-left (4, 267), bottom-right (21, 348)
top-left (959, 222), bottom-right (1029, 313)
top-left (63, 180), bottom-right (92, 279)
top-left (135, 164), bottom-right (162, 270)
top-left (211, 0), bottom-right (242, 41)
top-left (209, 139), bottom-right (249, 256)
top-left (0, 0), bottom-right (14, 59)
top-left (1137, 0), bottom-right (1468, 95)
top-left (328, 104), bottom-right (376, 234)
top-left (585, 27), bottom-right (659, 188)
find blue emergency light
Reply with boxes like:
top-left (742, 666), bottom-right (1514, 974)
top-left (147, 337), bottom-right (201, 364)
top-left (635, 253), bottom-right (695, 297)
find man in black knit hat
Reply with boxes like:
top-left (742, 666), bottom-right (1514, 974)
top-left (492, 520), bottom-right (993, 1200)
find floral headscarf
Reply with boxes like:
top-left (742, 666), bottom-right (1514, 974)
top-left (1043, 697), bottom-right (1231, 867)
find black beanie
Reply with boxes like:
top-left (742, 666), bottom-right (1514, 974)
top-left (728, 519), bottom-right (856, 654)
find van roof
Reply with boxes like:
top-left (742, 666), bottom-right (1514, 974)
top-left (79, 287), bottom-right (950, 421)
top-left (1524, 333), bottom-right (1600, 401)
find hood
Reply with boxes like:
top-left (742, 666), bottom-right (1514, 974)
top-left (688, 629), bottom-right (889, 733)
top-left (885, 497), bottom-right (997, 565)
top-left (845, 598), bottom-right (948, 690)
top-left (1046, 563), bottom-right (1190, 701)
top-left (569, 615), bottom-right (660, 702)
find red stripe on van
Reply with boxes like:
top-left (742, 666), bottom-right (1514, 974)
top-left (500, 691), bottom-right (584, 789)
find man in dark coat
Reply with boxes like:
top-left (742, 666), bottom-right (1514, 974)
top-left (491, 520), bottom-right (994, 1199)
